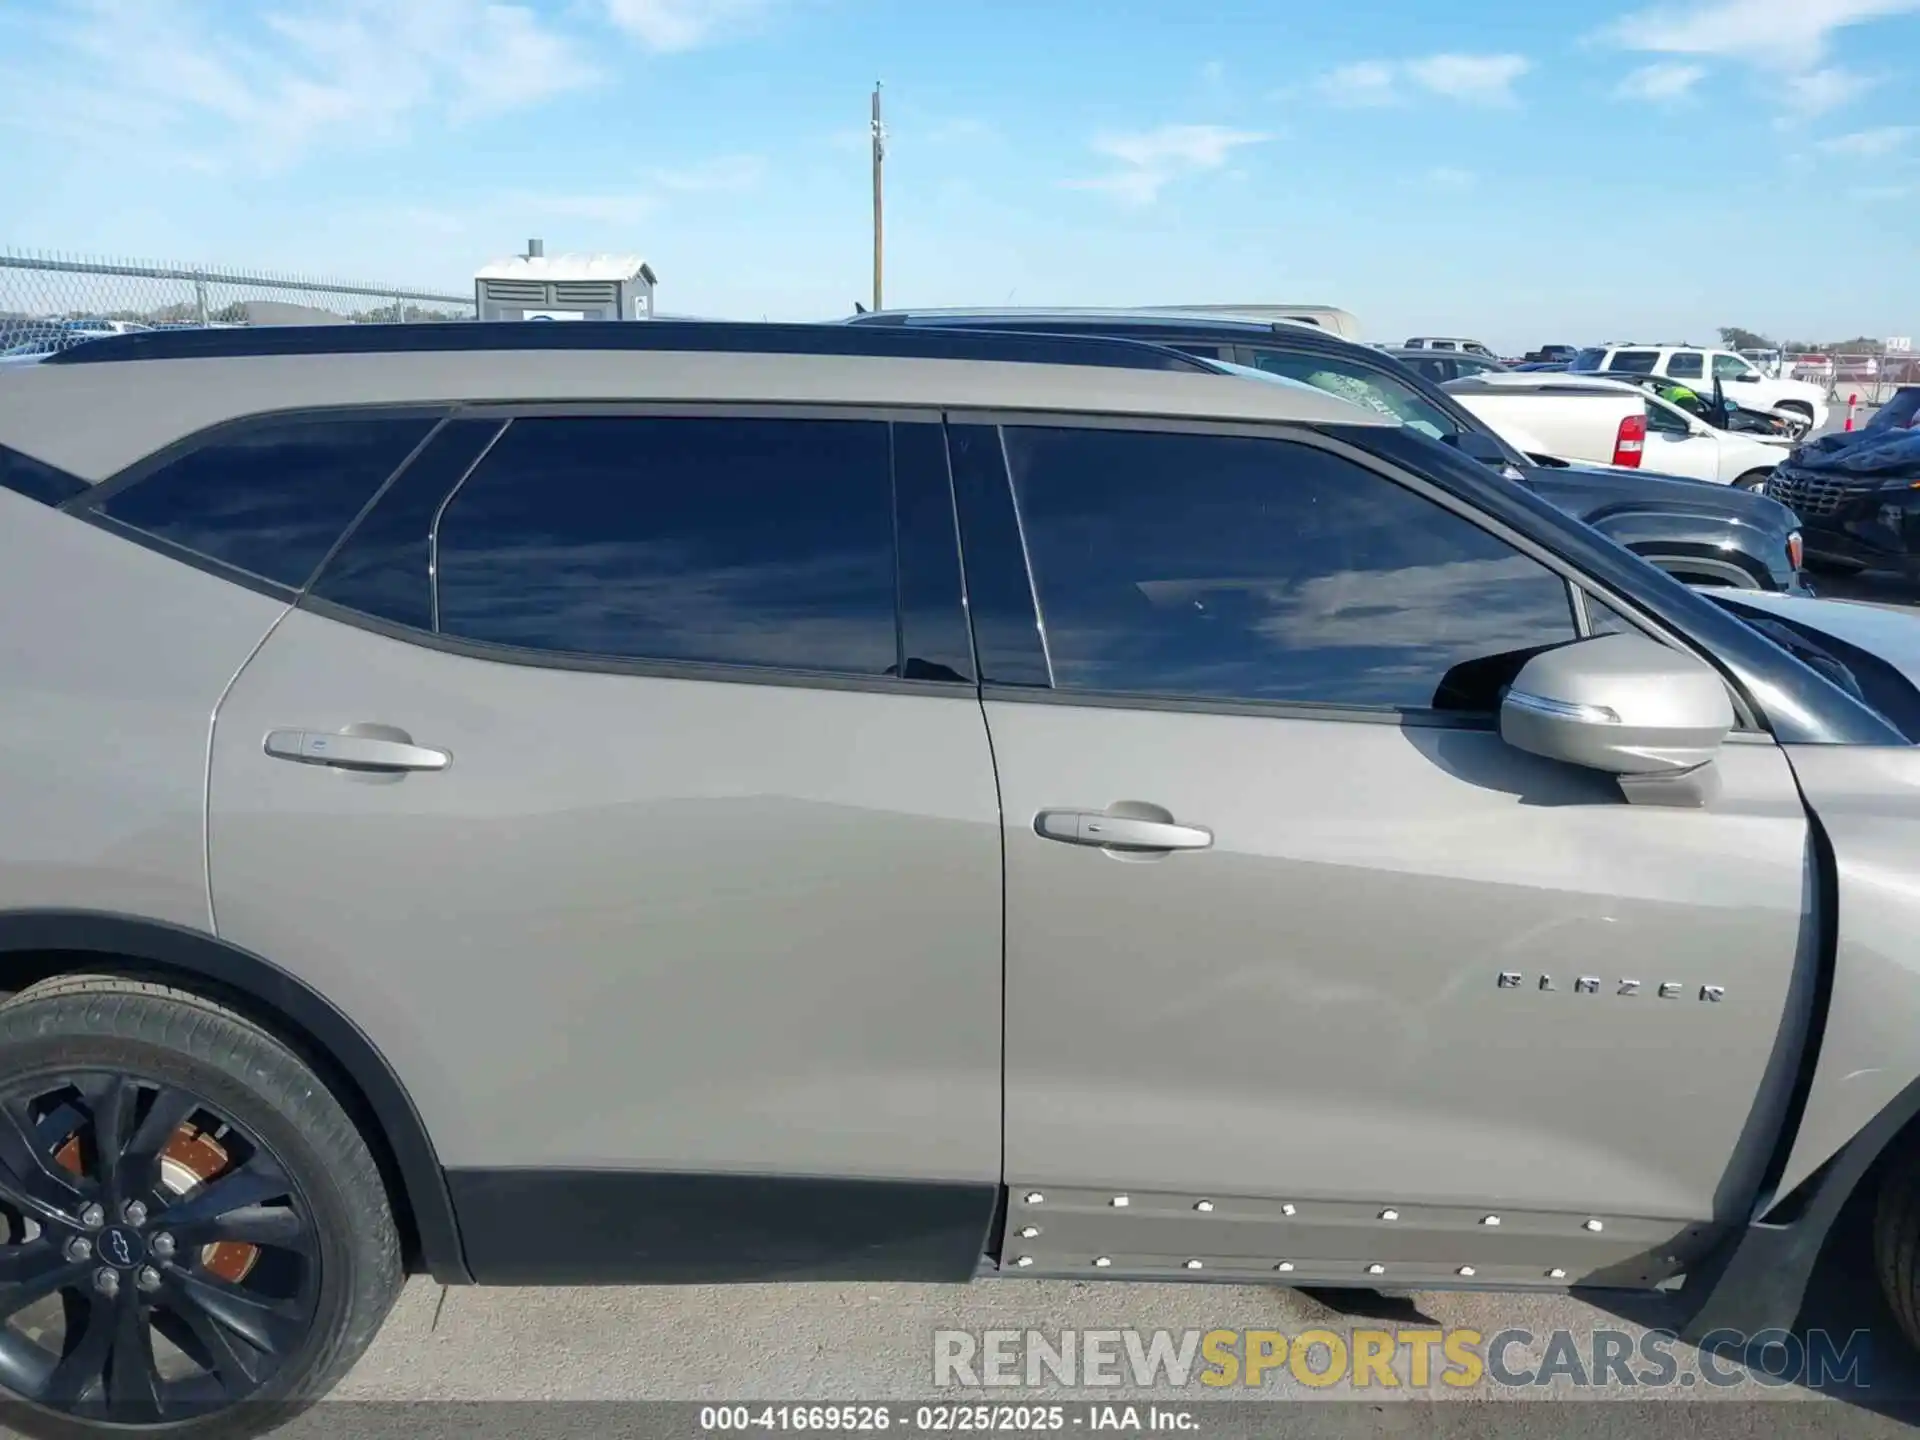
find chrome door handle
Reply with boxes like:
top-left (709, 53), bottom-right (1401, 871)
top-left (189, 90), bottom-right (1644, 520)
top-left (263, 729), bottom-right (450, 772)
top-left (1033, 810), bottom-right (1213, 851)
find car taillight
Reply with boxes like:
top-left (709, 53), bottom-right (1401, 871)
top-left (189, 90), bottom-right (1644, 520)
top-left (1613, 413), bottom-right (1646, 468)
top-left (1787, 531), bottom-right (1804, 570)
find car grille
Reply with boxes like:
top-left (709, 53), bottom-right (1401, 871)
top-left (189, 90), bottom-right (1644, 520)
top-left (1764, 471), bottom-right (1873, 517)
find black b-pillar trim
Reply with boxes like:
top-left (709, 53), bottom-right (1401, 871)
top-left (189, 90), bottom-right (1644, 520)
top-left (447, 1169), bottom-right (999, 1284)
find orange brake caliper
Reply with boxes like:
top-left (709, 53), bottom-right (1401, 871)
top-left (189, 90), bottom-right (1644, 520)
top-left (54, 1126), bottom-right (259, 1283)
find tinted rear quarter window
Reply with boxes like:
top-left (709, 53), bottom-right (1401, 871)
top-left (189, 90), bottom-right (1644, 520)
top-left (0, 442), bottom-right (88, 506)
top-left (1606, 350), bottom-right (1661, 374)
top-left (95, 415), bottom-right (437, 587)
top-left (432, 416), bottom-right (901, 676)
top-left (1000, 426), bottom-right (1578, 710)
top-left (309, 419), bottom-right (505, 631)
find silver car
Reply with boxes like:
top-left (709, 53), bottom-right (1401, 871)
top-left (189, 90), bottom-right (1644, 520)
top-left (0, 321), bottom-right (1917, 1435)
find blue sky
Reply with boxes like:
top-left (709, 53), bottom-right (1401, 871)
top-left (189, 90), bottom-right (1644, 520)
top-left (1, 0), bottom-right (1917, 351)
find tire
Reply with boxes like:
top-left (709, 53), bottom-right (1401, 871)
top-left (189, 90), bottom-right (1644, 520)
top-left (1876, 1147), bottom-right (1920, 1356)
top-left (1733, 470), bottom-right (1773, 492)
top-left (0, 975), bottom-right (401, 1440)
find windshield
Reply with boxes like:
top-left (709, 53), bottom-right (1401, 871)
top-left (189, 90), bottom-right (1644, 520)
top-left (1211, 359), bottom-right (1380, 407)
top-left (1867, 386), bottom-right (1920, 433)
top-left (1706, 594), bottom-right (1920, 743)
top-left (1240, 349), bottom-right (1460, 442)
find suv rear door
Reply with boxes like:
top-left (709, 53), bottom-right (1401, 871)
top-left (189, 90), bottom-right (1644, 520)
top-left (207, 409), bottom-right (1004, 1280)
top-left (961, 418), bottom-right (1812, 1285)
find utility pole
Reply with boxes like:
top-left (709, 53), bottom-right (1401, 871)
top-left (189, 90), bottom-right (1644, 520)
top-left (870, 81), bottom-right (886, 313)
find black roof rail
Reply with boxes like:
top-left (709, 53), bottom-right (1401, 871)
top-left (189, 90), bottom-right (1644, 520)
top-left (43, 319), bottom-right (1220, 374)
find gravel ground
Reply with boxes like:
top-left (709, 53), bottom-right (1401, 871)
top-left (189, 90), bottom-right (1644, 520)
top-left (311, 1193), bottom-right (1920, 1432)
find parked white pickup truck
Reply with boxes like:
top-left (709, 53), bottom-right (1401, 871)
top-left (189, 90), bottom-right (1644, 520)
top-left (1442, 373), bottom-right (1790, 488)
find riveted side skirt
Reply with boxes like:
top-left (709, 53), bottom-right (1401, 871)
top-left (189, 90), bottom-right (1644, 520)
top-left (991, 1184), bottom-right (1722, 1292)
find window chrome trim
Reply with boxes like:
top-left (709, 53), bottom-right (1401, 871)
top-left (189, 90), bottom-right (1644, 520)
top-left (295, 594), bottom-right (979, 698)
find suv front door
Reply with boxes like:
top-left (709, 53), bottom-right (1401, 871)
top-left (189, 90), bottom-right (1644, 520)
top-left (956, 420), bottom-right (1812, 1287)
top-left (208, 411), bottom-right (1004, 1281)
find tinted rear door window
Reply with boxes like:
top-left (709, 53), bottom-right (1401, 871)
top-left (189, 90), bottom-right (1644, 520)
top-left (95, 415), bottom-right (437, 588)
top-left (1001, 426), bottom-right (1577, 711)
top-left (1665, 352), bottom-right (1704, 379)
top-left (433, 416), bottom-right (900, 676)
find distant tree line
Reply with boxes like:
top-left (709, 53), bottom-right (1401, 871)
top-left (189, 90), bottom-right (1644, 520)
top-left (1720, 326), bottom-right (1889, 354)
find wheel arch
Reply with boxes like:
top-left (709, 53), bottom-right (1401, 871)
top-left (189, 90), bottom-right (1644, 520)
top-left (0, 908), bottom-right (470, 1282)
top-left (1682, 1068), bottom-right (1920, 1344)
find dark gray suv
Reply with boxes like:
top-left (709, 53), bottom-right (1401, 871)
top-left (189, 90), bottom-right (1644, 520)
top-left (848, 308), bottom-right (1811, 596)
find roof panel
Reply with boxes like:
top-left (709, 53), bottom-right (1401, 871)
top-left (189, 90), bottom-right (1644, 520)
top-left (0, 348), bottom-right (1394, 482)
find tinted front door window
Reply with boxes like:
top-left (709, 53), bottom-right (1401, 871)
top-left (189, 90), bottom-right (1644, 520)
top-left (1002, 427), bottom-right (1577, 710)
top-left (434, 416), bottom-right (899, 675)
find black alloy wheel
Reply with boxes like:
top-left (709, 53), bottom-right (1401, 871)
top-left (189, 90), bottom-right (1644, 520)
top-left (0, 976), bottom-right (401, 1440)
top-left (0, 1072), bottom-right (317, 1421)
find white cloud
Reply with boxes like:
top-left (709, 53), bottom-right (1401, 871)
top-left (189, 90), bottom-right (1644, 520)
top-left (1819, 124), bottom-right (1917, 155)
top-left (1318, 60), bottom-right (1401, 108)
top-left (1317, 54), bottom-right (1530, 108)
top-left (1781, 65), bottom-right (1877, 115)
top-left (1614, 61), bottom-right (1708, 102)
top-left (1403, 53), bottom-right (1531, 105)
top-left (1063, 170), bottom-right (1173, 207)
top-left (4, 0), bottom-right (600, 172)
top-left (1066, 124), bottom-right (1269, 207)
top-left (1093, 125), bottom-right (1270, 170)
top-left (1606, 0), bottom-right (1920, 69)
top-left (601, 0), bottom-right (775, 52)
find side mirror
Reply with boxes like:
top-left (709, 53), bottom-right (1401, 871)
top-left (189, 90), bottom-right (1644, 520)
top-left (1731, 371), bottom-right (1758, 382)
top-left (1452, 430), bottom-right (1511, 466)
top-left (1500, 634), bottom-right (1734, 800)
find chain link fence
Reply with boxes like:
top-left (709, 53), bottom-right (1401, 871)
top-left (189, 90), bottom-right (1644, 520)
top-left (1783, 350), bottom-right (1919, 406)
top-left (0, 249), bottom-right (473, 355)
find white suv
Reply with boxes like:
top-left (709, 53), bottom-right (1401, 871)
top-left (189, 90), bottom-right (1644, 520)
top-left (1404, 336), bottom-right (1495, 357)
top-left (1572, 344), bottom-right (1829, 430)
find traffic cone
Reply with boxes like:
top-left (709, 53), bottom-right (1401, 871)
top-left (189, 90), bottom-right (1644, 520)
top-left (1846, 393), bottom-right (1859, 431)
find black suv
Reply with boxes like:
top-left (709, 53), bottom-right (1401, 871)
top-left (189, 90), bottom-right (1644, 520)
top-left (848, 309), bottom-right (1810, 594)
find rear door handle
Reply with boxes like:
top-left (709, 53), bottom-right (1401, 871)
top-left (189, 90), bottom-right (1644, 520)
top-left (1033, 809), bottom-right (1213, 851)
top-left (263, 729), bottom-right (450, 772)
